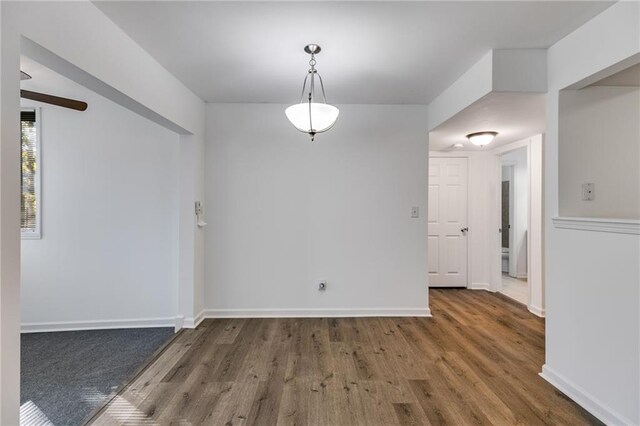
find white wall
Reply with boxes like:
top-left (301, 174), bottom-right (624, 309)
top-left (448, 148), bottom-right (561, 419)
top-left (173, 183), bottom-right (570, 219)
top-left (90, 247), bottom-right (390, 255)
top-left (1, 1), bottom-right (206, 421)
top-left (6, 1), bottom-right (207, 327)
top-left (205, 104), bottom-right (429, 316)
top-left (543, 2), bottom-right (640, 424)
top-left (559, 86), bottom-right (640, 219)
top-left (501, 147), bottom-right (528, 278)
top-left (0, 5), bottom-right (23, 422)
top-left (179, 131), bottom-right (207, 327)
top-left (528, 135), bottom-right (544, 316)
top-left (20, 72), bottom-right (180, 331)
top-left (492, 49), bottom-right (547, 93)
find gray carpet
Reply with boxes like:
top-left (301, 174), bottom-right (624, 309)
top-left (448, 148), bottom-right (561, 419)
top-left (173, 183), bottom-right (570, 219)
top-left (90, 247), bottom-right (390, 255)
top-left (21, 327), bottom-right (174, 426)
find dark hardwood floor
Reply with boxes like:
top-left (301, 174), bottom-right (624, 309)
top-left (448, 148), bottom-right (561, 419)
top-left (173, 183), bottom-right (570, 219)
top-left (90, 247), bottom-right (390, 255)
top-left (89, 289), bottom-right (600, 425)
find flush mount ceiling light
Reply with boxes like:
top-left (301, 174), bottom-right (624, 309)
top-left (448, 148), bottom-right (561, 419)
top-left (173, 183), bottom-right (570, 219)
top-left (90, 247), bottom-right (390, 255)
top-left (466, 131), bottom-right (498, 147)
top-left (285, 44), bottom-right (339, 141)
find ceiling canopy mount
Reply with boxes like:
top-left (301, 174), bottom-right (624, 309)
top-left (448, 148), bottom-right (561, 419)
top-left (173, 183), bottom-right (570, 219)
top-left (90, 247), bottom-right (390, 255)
top-left (304, 44), bottom-right (321, 55)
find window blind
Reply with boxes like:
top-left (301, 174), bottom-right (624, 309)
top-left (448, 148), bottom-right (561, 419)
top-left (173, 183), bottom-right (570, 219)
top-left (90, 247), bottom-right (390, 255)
top-left (21, 110), bottom-right (36, 123)
top-left (21, 110), bottom-right (38, 232)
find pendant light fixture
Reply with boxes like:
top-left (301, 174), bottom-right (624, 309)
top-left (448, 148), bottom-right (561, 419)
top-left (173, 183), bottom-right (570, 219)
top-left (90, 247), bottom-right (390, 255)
top-left (466, 131), bottom-right (498, 147)
top-left (285, 44), bottom-right (339, 141)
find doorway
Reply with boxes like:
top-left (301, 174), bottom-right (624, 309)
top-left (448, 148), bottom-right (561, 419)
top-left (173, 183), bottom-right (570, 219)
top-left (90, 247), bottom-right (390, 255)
top-left (499, 147), bottom-right (528, 304)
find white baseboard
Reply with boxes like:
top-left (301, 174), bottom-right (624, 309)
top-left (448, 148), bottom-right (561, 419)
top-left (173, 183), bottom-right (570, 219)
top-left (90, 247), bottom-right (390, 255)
top-left (469, 282), bottom-right (491, 291)
top-left (516, 273), bottom-right (528, 279)
top-left (540, 364), bottom-right (633, 426)
top-left (201, 307), bottom-right (431, 319)
top-left (22, 307), bottom-right (431, 333)
top-left (21, 317), bottom-right (175, 333)
top-left (182, 310), bottom-right (206, 329)
top-left (528, 304), bottom-right (545, 317)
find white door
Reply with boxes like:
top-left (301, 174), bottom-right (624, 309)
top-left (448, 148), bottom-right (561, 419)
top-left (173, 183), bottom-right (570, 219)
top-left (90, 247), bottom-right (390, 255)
top-left (428, 157), bottom-right (468, 287)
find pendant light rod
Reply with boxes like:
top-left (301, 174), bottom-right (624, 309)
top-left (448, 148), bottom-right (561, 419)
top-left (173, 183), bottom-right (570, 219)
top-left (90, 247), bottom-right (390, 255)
top-left (307, 48), bottom-right (317, 139)
top-left (298, 49), bottom-right (329, 104)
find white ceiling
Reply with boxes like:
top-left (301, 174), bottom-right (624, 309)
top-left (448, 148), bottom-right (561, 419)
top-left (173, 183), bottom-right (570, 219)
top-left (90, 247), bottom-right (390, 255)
top-left (429, 92), bottom-right (545, 151)
top-left (591, 62), bottom-right (640, 87)
top-left (20, 56), bottom-right (81, 103)
top-left (94, 1), bottom-right (612, 104)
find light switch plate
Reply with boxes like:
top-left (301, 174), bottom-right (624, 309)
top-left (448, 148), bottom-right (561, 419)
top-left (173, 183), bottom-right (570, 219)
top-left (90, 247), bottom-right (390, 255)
top-left (411, 206), bottom-right (419, 218)
top-left (582, 183), bottom-right (595, 201)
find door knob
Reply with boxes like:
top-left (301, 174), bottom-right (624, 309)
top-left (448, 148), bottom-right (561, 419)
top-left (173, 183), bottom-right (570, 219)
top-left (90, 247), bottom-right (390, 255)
top-left (461, 227), bottom-right (469, 233)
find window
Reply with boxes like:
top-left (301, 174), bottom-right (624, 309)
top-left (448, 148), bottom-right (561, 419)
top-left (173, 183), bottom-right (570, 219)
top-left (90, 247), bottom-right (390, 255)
top-left (21, 109), bottom-right (41, 239)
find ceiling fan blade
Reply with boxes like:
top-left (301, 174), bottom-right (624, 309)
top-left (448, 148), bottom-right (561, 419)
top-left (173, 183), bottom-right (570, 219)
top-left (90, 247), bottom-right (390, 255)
top-left (20, 90), bottom-right (87, 111)
top-left (20, 71), bottom-right (32, 81)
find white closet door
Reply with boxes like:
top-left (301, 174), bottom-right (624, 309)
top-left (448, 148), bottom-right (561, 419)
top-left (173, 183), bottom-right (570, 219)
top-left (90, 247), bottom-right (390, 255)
top-left (428, 157), bottom-right (469, 287)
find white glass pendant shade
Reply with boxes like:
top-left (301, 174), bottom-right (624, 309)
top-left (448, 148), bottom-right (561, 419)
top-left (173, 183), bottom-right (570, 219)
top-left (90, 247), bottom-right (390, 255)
top-left (285, 102), bottom-right (339, 134)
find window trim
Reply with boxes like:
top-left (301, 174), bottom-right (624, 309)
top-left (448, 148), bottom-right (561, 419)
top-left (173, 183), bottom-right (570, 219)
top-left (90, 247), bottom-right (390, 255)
top-left (21, 107), bottom-right (41, 240)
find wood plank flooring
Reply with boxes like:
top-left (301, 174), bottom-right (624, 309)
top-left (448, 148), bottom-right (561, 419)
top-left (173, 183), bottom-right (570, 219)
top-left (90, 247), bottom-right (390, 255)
top-left (89, 290), bottom-right (600, 425)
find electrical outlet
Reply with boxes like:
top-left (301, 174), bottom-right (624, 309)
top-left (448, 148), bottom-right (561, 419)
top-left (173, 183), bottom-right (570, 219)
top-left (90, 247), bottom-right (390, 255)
top-left (318, 280), bottom-right (327, 291)
top-left (411, 206), bottom-right (419, 218)
top-left (582, 183), bottom-right (595, 201)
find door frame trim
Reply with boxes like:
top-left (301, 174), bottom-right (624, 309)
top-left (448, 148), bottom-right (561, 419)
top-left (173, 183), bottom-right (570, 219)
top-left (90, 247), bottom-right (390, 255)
top-left (500, 162), bottom-right (517, 282)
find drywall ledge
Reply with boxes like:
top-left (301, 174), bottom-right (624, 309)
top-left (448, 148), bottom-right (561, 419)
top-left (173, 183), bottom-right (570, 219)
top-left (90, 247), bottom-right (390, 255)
top-left (552, 217), bottom-right (640, 235)
top-left (540, 365), bottom-right (634, 426)
top-left (427, 49), bottom-right (546, 131)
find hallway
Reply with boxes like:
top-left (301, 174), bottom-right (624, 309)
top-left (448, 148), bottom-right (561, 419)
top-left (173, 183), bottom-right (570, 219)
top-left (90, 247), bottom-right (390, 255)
top-left (501, 274), bottom-right (529, 305)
